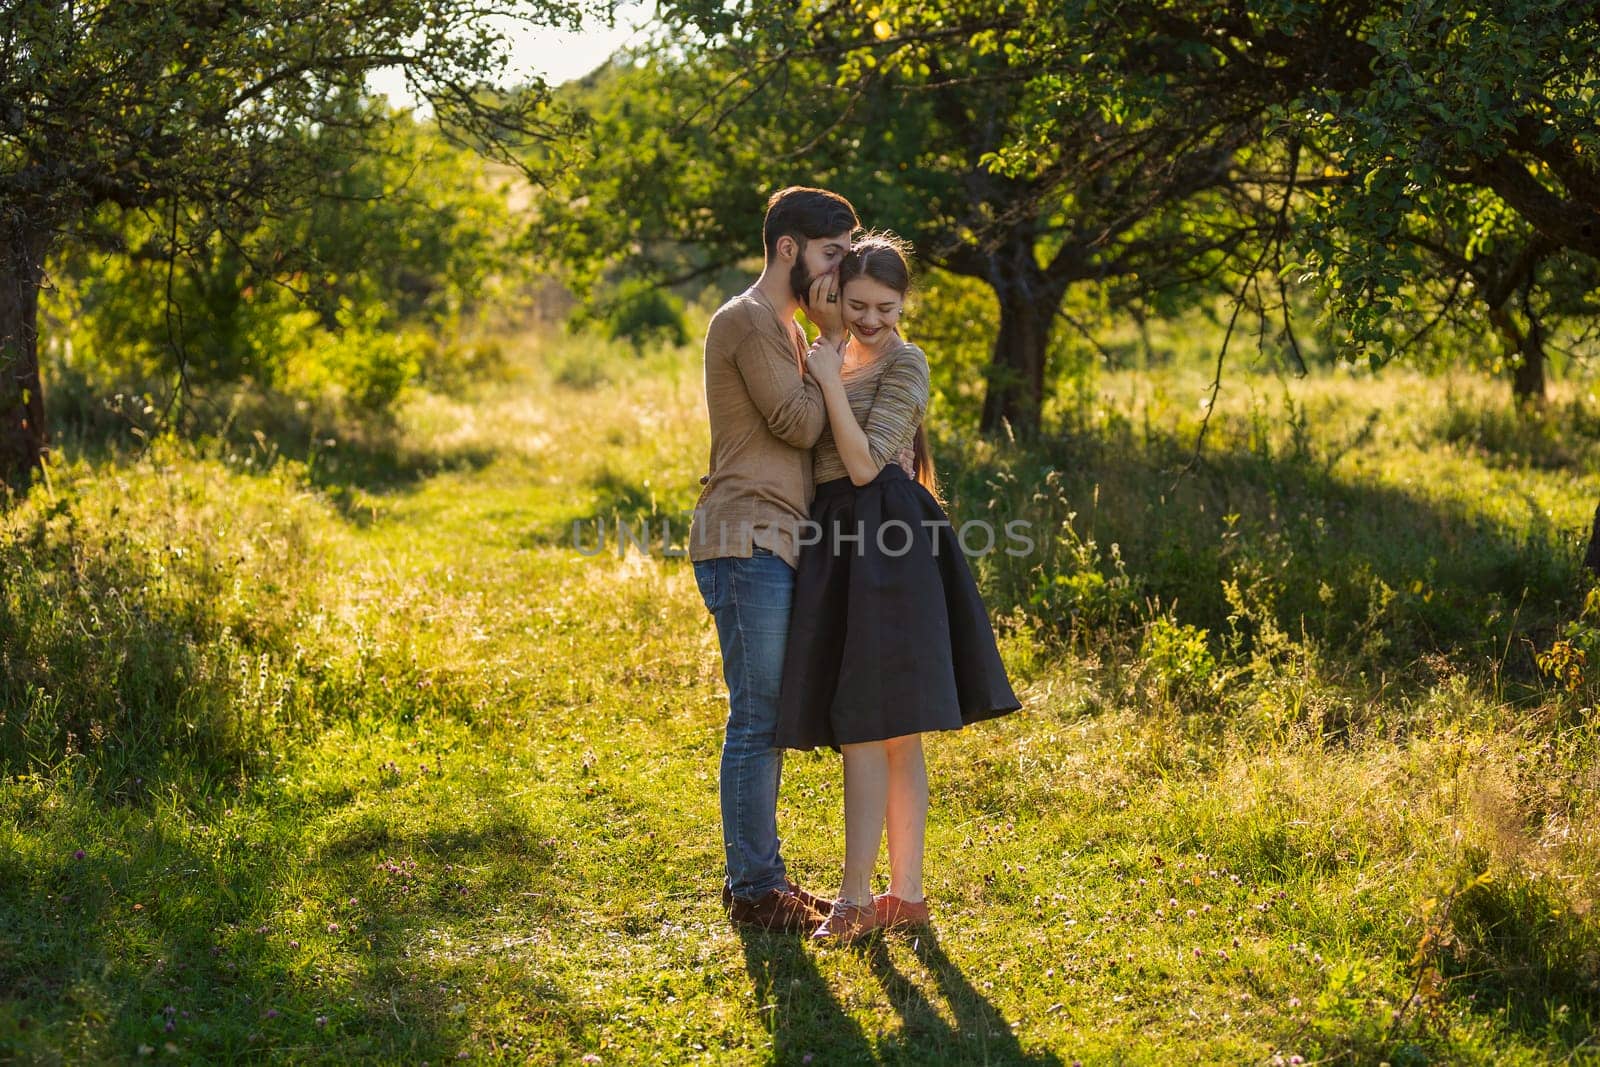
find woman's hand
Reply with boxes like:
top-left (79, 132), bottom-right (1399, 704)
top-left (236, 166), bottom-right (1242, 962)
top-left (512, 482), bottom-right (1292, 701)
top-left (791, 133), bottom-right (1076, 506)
top-left (805, 338), bottom-right (843, 384)
top-left (804, 273), bottom-right (845, 343)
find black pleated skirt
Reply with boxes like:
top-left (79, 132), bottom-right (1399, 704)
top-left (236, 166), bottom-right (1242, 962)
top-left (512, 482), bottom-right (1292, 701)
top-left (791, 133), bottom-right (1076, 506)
top-left (775, 463), bottom-right (1022, 750)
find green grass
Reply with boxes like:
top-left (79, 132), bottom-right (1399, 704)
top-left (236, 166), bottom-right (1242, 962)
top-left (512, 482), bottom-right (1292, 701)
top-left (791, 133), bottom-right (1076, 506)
top-left (2, 324), bottom-right (1598, 1064)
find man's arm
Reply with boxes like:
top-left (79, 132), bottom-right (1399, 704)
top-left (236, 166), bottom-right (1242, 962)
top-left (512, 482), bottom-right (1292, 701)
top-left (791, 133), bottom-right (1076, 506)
top-left (729, 317), bottom-right (829, 449)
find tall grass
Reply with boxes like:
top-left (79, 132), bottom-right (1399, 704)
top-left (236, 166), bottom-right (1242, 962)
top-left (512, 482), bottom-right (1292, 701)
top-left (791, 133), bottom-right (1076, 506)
top-left (2, 317), bottom-right (1597, 1063)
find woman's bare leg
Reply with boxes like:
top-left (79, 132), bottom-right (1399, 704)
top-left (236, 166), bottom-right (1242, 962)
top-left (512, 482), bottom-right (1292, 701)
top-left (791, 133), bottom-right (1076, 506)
top-left (883, 733), bottom-right (928, 901)
top-left (838, 740), bottom-right (889, 904)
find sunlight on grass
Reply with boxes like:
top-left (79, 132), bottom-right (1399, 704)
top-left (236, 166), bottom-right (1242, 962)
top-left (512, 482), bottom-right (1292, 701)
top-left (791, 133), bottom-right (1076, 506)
top-left (3, 323), bottom-right (1598, 1063)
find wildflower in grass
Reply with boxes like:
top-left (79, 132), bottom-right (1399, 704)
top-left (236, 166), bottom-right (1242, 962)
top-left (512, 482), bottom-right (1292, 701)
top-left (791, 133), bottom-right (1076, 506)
top-left (327, 923), bottom-right (339, 933)
top-left (264, 1009), bottom-right (279, 1019)
top-left (288, 940), bottom-right (300, 950)
top-left (1193, 948), bottom-right (1202, 958)
top-left (1290, 1057), bottom-right (1304, 1065)
top-left (582, 1056), bottom-right (603, 1065)
top-left (73, 849), bottom-right (86, 860)
top-left (316, 1016), bottom-right (328, 1027)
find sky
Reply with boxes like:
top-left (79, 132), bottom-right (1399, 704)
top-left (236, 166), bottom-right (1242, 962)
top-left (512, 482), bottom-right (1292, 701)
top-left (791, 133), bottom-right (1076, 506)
top-left (365, 6), bottom-right (648, 110)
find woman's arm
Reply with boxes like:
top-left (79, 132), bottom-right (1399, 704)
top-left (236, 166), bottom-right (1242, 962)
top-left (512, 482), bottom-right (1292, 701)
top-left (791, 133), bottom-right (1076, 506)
top-left (807, 341), bottom-right (929, 487)
top-left (820, 371), bottom-right (880, 486)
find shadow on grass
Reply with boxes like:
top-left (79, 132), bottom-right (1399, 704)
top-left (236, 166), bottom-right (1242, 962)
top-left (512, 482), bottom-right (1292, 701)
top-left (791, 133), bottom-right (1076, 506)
top-left (520, 473), bottom-right (699, 554)
top-left (1442, 867), bottom-right (1600, 1046)
top-left (946, 424), bottom-right (1588, 690)
top-left (0, 771), bottom-right (586, 1062)
top-left (50, 387), bottom-right (501, 504)
top-left (737, 927), bottom-right (875, 1064)
top-left (866, 931), bottom-right (1066, 1066)
top-left (735, 926), bottom-right (1066, 1066)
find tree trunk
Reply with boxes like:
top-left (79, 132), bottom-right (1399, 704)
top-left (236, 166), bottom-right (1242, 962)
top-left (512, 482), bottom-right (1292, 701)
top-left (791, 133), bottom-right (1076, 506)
top-left (1512, 290), bottom-right (1547, 407)
top-left (1511, 333), bottom-right (1546, 406)
top-left (0, 218), bottom-right (52, 494)
top-left (978, 245), bottom-right (1064, 439)
top-left (1585, 503), bottom-right (1600, 574)
top-left (1487, 300), bottom-right (1547, 408)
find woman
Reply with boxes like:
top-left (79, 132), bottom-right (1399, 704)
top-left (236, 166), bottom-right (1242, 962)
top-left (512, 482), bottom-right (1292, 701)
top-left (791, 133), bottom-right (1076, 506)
top-left (776, 233), bottom-right (1022, 943)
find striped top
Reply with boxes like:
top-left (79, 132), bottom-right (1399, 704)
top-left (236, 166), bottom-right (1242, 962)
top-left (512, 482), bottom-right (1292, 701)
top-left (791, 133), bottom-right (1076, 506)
top-left (812, 340), bottom-right (930, 485)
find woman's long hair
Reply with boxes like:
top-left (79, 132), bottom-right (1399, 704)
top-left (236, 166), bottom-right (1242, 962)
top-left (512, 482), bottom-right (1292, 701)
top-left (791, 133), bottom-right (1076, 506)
top-left (838, 232), bottom-right (941, 505)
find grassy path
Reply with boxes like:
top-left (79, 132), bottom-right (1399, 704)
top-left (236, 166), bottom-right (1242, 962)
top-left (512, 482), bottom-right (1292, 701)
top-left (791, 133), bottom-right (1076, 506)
top-left (4, 336), bottom-right (1598, 1063)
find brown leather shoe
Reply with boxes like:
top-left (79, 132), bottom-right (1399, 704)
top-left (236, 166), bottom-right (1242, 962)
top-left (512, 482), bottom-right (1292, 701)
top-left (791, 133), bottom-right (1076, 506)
top-left (784, 879), bottom-right (829, 916)
top-left (724, 879), bottom-right (827, 917)
top-left (729, 886), bottom-right (823, 932)
top-left (811, 899), bottom-right (881, 945)
top-left (874, 893), bottom-right (931, 929)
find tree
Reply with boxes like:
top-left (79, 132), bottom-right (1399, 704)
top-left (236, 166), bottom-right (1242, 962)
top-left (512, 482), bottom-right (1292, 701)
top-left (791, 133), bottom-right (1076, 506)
top-left (0, 0), bottom-right (610, 492)
top-left (969, 0), bottom-right (1600, 402)
top-left (546, 7), bottom-right (1265, 437)
top-left (42, 99), bottom-right (525, 434)
top-left (652, 0), bottom-right (1600, 412)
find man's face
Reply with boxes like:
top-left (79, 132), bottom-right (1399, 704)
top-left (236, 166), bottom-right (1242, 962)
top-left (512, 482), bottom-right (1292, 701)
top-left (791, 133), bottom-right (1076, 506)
top-left (788, 230), bottom-right (853, 303)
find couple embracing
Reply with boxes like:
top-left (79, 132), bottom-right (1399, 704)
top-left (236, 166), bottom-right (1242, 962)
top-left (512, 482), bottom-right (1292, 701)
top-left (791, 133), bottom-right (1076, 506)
top-left (689, 186), bottom-right (1022, 944)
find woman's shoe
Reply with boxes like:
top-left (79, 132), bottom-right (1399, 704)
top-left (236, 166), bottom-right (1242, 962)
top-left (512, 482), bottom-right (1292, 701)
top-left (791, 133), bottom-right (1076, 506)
top-left (811, 899), bottom-right (880, 945)
top-left (874, 893), bottom-right (931, 929)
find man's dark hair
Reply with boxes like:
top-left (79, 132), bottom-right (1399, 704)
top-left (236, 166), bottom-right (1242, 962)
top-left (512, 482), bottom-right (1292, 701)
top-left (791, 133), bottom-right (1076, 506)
top-left (762, 186), bottom-right (859, 257)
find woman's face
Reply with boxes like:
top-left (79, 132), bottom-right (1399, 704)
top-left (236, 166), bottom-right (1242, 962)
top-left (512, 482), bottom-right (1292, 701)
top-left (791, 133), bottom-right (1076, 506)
top-left (842, 274), bottom-right (903, 350)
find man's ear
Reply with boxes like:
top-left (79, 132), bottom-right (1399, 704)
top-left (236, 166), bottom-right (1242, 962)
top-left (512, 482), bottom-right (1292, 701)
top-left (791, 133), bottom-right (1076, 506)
top-left (775, 234), bottom-right (798, 264)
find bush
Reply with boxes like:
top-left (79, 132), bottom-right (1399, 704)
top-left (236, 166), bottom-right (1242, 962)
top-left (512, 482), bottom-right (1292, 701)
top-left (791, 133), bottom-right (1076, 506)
top-left (1142, 615), bottom-right (1219, 700)
top-left (0, 443), bottom-right (425, 783)
top-left (591, 278), bottom-right (689, 348)
top-left (283, 302), bottom-right (429, 412)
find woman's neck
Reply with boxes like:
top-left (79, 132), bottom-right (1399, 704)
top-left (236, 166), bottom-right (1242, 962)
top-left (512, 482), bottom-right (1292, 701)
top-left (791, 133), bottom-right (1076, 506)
top-left (846, 330), bottom-right (900, 365)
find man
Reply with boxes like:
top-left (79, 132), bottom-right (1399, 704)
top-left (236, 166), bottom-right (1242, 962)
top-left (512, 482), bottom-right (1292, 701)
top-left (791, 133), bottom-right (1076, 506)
top-left (690, 186), bottom-right (856, 930)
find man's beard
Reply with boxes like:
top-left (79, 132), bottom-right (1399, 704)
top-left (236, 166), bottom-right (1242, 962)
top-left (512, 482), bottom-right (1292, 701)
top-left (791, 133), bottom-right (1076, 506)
top-left (789, 255), bottom-right (814, 304)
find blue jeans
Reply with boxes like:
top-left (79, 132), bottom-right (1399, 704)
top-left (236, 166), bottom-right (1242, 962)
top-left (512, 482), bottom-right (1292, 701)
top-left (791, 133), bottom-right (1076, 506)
top-left (694, 548), bottom-right (794, 901)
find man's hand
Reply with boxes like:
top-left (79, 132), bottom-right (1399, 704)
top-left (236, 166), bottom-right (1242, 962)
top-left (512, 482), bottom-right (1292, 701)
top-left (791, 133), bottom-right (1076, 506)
top-left (805, 338), bottom-right (843, 383)
top-left (803, 273), bottom-right (845, 342)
